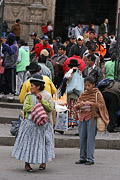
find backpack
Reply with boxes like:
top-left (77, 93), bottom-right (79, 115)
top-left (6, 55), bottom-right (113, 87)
top-left (97, 79), bottom-right (115, 92)
top-left (41, 25), bottom-right (48, 34)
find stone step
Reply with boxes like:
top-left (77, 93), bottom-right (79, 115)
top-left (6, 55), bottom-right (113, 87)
top-left (0, 96), bottom-right (20, 103)
top-left (0, 117), bottom-right (19, 124)
top-left (0, 102), bottom-right (22, 109)
top-left (1, 124), bottom-right (120, 149)
top-left (0, 108), bottom-right (21, 124)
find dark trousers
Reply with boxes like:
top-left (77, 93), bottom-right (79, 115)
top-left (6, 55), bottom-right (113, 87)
top-left (2, 68), bottom-right (16, 94)
top-left (103, 92), bottom-right (119, 131)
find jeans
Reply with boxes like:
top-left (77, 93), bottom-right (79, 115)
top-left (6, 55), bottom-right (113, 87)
top-left (78, 118), bottom-right (97, 162)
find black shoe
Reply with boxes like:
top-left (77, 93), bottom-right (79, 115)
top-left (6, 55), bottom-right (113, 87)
top-left (108, 127), bottom-right (118, 133)
top-left (85, 161), bottom-right (94, 165)
top-left (75, 160), bottom-right (86, 164)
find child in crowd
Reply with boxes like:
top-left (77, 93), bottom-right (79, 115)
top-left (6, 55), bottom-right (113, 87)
top-left (74, 76), bottom-right (109, 165)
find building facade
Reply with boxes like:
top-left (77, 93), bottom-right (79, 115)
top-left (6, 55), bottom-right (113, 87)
top-left (3, 0), bottom-right (120, 42)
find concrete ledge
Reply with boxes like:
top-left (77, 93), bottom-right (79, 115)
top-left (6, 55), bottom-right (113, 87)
top-left (0, 117), bottom-right (19, 124)
top-left (1, 135), bottom-right (120, 150)
top-left (0, 102), bottom-right (22, 109)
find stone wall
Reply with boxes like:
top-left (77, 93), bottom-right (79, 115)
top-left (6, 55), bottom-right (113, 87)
top-left (4, 0), bottom-right (56, 42)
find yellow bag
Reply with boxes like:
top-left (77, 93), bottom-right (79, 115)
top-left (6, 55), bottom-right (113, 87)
top-left (97, 117), bottom-right (106, 132)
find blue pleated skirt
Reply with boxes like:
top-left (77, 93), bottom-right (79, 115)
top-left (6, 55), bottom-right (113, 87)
top-left (12, 119), bottom-right (55, 164)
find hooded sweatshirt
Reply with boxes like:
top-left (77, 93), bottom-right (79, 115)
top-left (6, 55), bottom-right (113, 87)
top-left (16, 46), bottom-right (30, 72)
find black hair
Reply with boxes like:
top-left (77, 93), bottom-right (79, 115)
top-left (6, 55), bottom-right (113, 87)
top-left (18, 39), bottom-right (25, 46)
top-left (47, 21), bottom-right (51, 25)
top-left (84, 76), bottom-right (95, 84)
top-left (38, 54), bottom-right (46, 63)
top-left (16, 19), bottom-right (20, 23)
top-left (31, 81), bottom-right (45, 91)
top-left (97, 34), bottom-right (104, 43)
top-left (87, 54), bottom-right (95, 62)
top-left (58, 45), bottom-right (66, 51)
top-left (74, 48), bottom-right (81, 56)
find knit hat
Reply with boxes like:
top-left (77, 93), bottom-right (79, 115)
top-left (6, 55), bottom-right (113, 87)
top-left (7, 33), bottom-right (16, 42)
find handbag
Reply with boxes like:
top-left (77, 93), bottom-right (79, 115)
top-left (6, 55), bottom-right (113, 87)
top-left (96, 92), bottom-right (106, 132)
top-left (66, 70), bottom-right (84, 96)
top-left (31, 101), bottom-right (48, 126)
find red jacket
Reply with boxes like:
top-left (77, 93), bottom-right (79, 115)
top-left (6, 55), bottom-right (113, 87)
top-left (63, 55), bottom-right (86, 74)
top-left (35, 43), bottom-right (53, 58)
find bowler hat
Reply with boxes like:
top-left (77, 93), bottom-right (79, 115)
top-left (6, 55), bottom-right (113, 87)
top-left (26, 62), bottom-right (41, 72)
top-left (68, 59), bottom-right (80, 68)
top-left (30, 74), bottom-right (45, 84)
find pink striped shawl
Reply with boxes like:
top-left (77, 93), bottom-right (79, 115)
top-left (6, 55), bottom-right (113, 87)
top-left (31, 103), bottom-right (48, 126)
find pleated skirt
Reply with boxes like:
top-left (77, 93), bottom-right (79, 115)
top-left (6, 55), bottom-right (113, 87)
top-left (12, 119), bottom-right (55, 164)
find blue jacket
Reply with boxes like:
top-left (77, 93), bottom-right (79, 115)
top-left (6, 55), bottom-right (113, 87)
top-left (2, 41), bottom-right (19, 69)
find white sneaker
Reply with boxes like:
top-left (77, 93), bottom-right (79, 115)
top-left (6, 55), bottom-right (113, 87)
top-left (0, 93), bottom-right (5, 99)
top-left (7, 93), bottom-right (14, 100)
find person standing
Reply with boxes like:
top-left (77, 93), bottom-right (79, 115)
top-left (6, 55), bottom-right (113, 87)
top-left (12, 74), bottom-right (55, 172)
top-left (99, 18), bottom-right (110, 35)
top-left (51, 45), bottom-right (68, 88)
top-left (16, 39), bottom-right (30, 95)
top-left (66, 36), bottom-right (76, 56)
top-left (74, 76), bottom-right (109, 165)
top-left (0, 33), bottom-right (19, 99)
top-left (35, 35), bottom-right (53, 58)
top-left (69, 35), bottom-right (87, 59)
top-left (11, 19), bottom-right (21, 42)
top-left (29, 32), bottom-right (39, 61)
top-left (2, 20), bottom-right (8, 39)
top-left (73, 22), bottom-right (84, 39)
top-left (82, 54), bottom-right (103, 86)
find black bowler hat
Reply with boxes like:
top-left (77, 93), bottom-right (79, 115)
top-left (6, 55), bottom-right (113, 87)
top-left (26, 62), bottom-right (41, 72)
top-left (68, 59), bottom-right (80, 68)
top-left (30, 74), bottom-right (45, 84)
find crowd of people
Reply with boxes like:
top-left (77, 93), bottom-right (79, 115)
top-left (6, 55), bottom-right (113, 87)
top-left (0, 18), bottom-right (120, 170)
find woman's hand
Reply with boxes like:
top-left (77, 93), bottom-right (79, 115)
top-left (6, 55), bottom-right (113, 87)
top-left (36, 93), bottom-right (42, 101)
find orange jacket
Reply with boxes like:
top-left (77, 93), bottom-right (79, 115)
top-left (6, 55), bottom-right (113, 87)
top-left (96, 43), bottom-right (107, 59)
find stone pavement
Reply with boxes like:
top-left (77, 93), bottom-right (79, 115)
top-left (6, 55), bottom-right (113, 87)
top-left (0, 147), bottom-right (120, 180)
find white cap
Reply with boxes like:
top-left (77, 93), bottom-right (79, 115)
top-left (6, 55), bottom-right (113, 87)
top-left (77, 35), bottom-right (84, 40)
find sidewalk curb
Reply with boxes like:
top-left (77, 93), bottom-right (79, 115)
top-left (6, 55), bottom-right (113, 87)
top-left (1, 136), bottom-right (120, 150)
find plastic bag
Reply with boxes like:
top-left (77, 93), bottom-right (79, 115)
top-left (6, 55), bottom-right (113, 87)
top-left (67, 71), bottom-right (84, 96)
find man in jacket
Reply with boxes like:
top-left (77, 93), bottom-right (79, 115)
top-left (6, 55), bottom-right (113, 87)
top-left (11, 19), bottom-right (21, 42)
top-left (51, 45), bottom-right (68, 88)
top-left (69, 35), bottom-right (87, 59)
top-left (1, 33), bottom-right (19, 99)
top-left (35, 35), bottom-right (53, 58)
top-left (82, 54), bottom-right (103, 86)
top-left (99, 18), bottom-right (110, 35)
top-left (29, 32), bottom-right (39, 61)
top-left (66, 36), bottom-right (76, 56)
